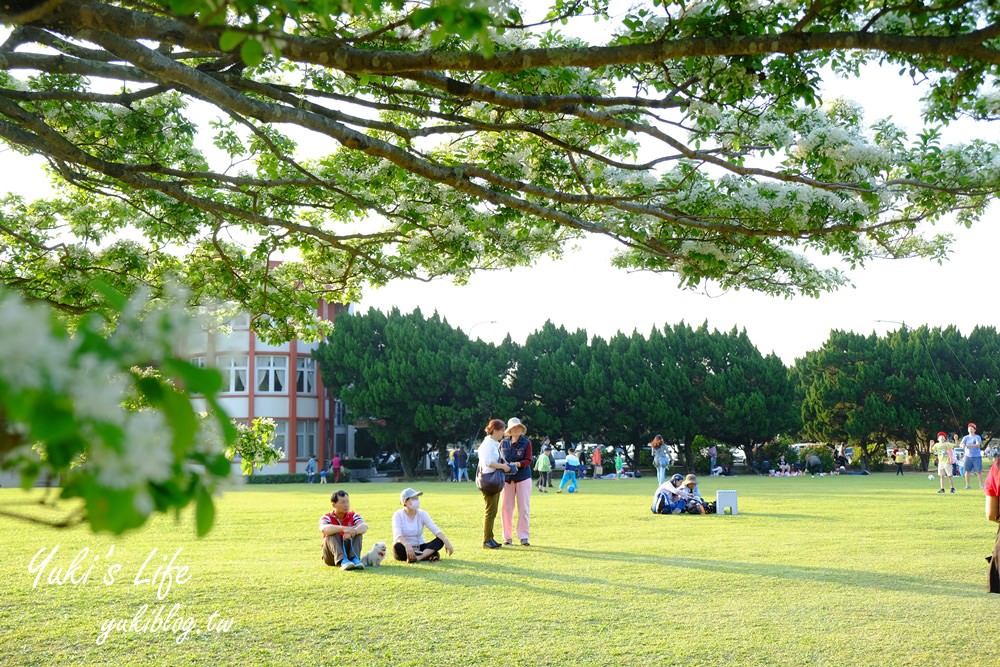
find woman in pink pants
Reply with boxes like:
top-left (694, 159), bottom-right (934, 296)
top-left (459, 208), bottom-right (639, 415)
top-left (500, 417), bottom-right (533, 546)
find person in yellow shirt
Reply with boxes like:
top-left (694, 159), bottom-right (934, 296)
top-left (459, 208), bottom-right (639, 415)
top-left (933, 432), bottom-right (955, 494)
top-left (892, 448), bottom-right (905, 476)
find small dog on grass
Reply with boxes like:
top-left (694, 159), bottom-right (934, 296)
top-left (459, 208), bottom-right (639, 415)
top-left (361, 542), bottom-right (386, 567)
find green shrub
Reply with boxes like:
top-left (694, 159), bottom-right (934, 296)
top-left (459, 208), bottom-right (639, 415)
top-left (636, 447), bottom-right (653, 470)
top-left (852, 446), bottom-right (887, 472)
top-left (246, 473), bottom-right (309, 484)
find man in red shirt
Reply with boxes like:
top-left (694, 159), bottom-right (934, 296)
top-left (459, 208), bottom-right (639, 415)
top-left (319, 490), bottom-right (369, 570)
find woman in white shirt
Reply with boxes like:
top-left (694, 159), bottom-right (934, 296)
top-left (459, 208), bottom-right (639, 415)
top-left (392, 488), bottom-right (454, 562)
top-left (479, 418), bottom-right (513, 549)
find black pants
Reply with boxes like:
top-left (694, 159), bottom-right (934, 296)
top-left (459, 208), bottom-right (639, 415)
top-left (537, 471), bottom-right (550, 489)
top-left (896, 462), bottom-right (904, 475)
top-left (393, 538), bottom-right (445, 562)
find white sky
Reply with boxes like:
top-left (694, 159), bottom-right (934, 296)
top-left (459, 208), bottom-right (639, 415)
top-left (360, 70), bottom-right (998, 364)
top-left (0, 22), bottom-right (995, 365)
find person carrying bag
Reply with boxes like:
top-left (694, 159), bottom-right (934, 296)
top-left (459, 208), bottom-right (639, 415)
top-left (477, 419), bottom-right (513, 549)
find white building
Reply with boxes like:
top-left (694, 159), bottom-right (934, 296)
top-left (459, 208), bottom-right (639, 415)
top-left (184, 300), bottom-right (357, 475)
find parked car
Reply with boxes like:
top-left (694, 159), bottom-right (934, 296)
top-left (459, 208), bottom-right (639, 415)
top-left (551, 449), bottom-right (567, 471)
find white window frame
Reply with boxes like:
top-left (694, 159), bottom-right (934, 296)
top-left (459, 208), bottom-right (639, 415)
top-left (296, 420), bottom-right (317, 460)
top-left (255, 355), bottom-right (287, 393)
top-left (296, 357), bottom-right (316, 395)
top-left (224, 312), bottom-right (251, 330)
top-left (217, 355), bottom-right (248, 393)
top-left (272, 420), bottom-right (288, 460)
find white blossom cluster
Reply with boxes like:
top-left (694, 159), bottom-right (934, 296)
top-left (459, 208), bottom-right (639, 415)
top-left (0, 287), bottom-right (229, 513)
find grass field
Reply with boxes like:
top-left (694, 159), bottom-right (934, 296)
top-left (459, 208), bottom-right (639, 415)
top-left (0, 473), bottom-right (994, 666)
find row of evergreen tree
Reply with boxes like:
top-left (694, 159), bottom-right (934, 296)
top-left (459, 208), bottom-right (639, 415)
top-left (314, 308), bottom-right (1000, 478)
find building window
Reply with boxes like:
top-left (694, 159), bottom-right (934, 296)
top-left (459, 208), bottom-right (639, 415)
top-left (224, 313), bottom-right (251, 330)
top-left (190, 356), bottom-right (207, 369)
top-left (217, 355), bottom-right (248, 393)
top-left (334, 399), bottom-right (346, 427)
top-left (256, 355), bottom-right (287, 393)
top-left (297, 420), bottom-right (317, 460)
top-left (272, 419), bottom-right (288, 460)
top-left (296, 357), bottom-right (316, 394)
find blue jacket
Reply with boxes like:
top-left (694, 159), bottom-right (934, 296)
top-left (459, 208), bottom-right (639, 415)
top-left (500, 436), bottom-right (533, 484)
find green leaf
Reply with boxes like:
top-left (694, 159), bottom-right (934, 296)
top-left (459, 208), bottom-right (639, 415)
top-left (88, 279), bottom-right (127, 311)
top-left (195, 485), bottom-right (215, 536)
top-left (207, 453), bottom-right (231, 477)
top-left (160, 386), bottom-right (198, 456)
top-left (162, 358), bottom-right (223, 395)
top-left (219, 30), bottom-right (246, 52)
top-left (240, 38), bottom-right (265, 67)
top-left (410, 7), bottom-right (438, 29)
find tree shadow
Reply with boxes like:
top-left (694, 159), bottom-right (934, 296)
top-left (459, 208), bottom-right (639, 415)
top-left (533, 545), bottom-right (981, 598)
top-left (367, 554), bottom-right (680, 599)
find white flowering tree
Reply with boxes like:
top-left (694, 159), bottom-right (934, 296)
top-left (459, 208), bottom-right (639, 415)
top-left (228, 416), bottom-right (283, 476)
top-left (0, 0), bottom-right (998, 334)
top-left (0, 285), bottom-right (237, 535)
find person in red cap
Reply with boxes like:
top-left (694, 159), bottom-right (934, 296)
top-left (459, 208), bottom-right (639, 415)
top-left (933, 432), bottom-right (956, 494)
top-left (960, 422), bottom-right (985, 489)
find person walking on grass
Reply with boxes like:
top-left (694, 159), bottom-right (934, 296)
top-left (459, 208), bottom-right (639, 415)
top-left (331, 454), bottom-right (342, 484)
top-left (614, 449), bottom-right (625, 479)
top-left (591, 445), bottom-right (603, 479)
top-left (478, 419), bottom-right (513, 549)
top-left (651, 435), bottom-right (669, 485)
top-left (305, 456), bottom-right (317, 484)
top-left (500, 417), bottom-right (533, 547)
top-left (962, 422), bottom-right (985, 490)
top-left (934, 431), bottom-right (956, 494)
top-left (535, 444), bottom-right (551, 493)
top-left (319, 490), bottom-right (368, 570)
top-left (455, 447), bottom-right (470, 482)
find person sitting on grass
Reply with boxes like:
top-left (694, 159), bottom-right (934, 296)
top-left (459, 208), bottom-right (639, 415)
top-left (320, 490), bottom-right (368, 571)
top-left (682, 474), bottom-right (708, 515)
top-left (392, 488), bottom-right (454, 563)
top-left (777, 455), bottom-right (791, 475)
top-left (652, 474), bottom-right (689, 514)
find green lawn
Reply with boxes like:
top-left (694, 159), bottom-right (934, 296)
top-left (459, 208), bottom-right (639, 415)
top-left (0, 473), bottom-right (993, 666)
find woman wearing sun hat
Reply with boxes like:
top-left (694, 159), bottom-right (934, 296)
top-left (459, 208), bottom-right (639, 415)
top-left (500, 417), bottom-right (533, 546)
top-left (392, 487), bottom-right (454, 563)
top-left (682, 474), bottom-right (708, 515)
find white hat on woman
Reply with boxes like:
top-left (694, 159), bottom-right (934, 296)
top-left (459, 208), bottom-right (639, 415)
top-left (505, 417), bottom-right (526, 435)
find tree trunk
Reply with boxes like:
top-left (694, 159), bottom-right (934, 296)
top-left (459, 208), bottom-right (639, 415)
top-left (435, 442), bottom-right (449, 481)
top-left (398, 444), bottom-right (419, 481)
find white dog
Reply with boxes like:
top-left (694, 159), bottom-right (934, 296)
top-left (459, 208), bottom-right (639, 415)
top-left (361, 542), bottom-right (386, 567)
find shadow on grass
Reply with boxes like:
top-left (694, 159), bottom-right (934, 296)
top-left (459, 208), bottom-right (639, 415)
top-left (362, 554), bottom-right (680, 600)
top-left (533, 545), bottom-right (981, 599)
